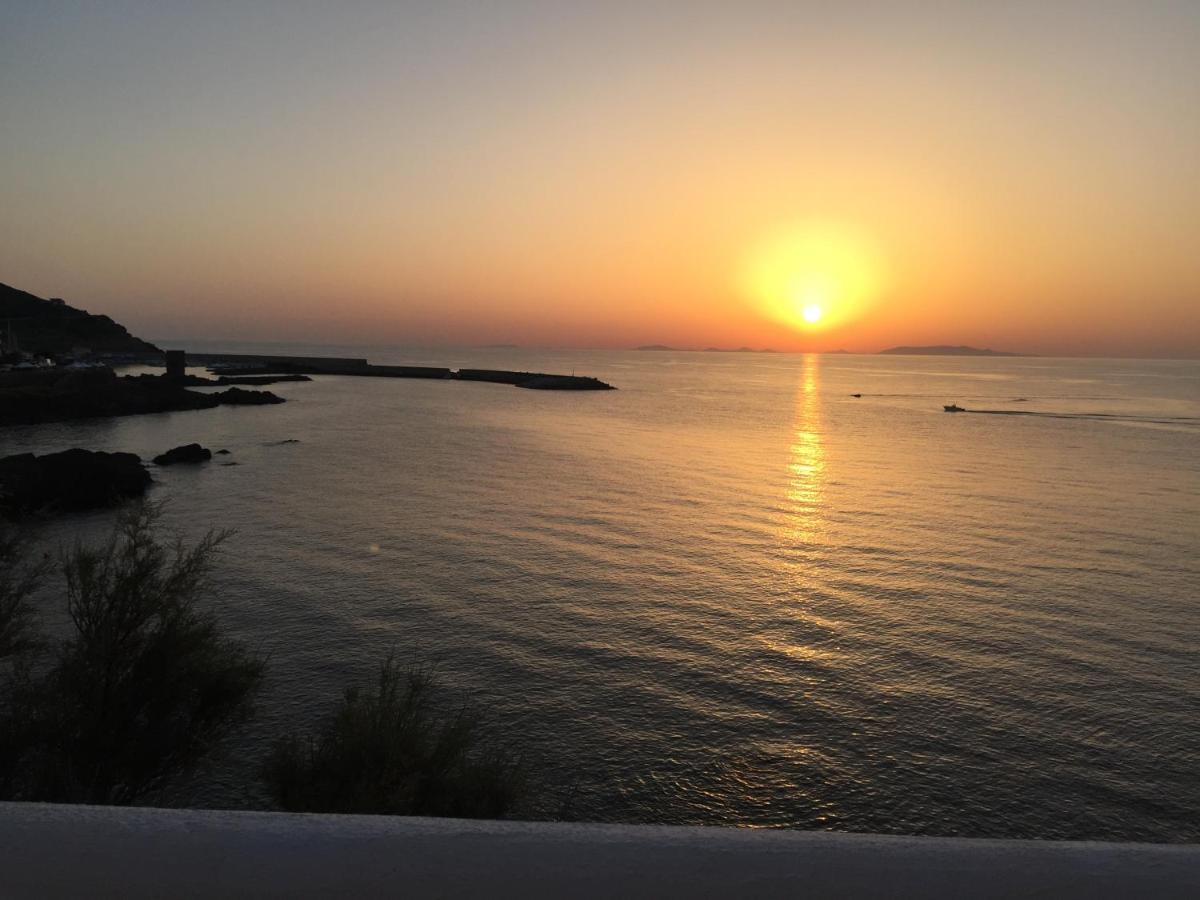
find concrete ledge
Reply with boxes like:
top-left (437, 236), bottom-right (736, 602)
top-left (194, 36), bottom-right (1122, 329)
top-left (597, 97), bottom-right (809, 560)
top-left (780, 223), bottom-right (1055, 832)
top-left (1, 802), bottom-right (1197, 898)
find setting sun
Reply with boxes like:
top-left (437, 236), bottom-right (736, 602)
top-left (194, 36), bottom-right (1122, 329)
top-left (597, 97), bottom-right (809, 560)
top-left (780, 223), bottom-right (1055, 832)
top-left (741, 222), bottom-right (887, 336)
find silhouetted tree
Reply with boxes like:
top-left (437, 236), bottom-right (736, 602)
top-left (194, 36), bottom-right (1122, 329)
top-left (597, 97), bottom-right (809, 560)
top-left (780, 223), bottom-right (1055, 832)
top-left (264, 653), bottom-right (524, 818)
top-left (0, 504), bottom-right (264, 804)
top-left (0, 529), bottom-right (50, 795)
top-left (0, 528), bottom-right (47, 659)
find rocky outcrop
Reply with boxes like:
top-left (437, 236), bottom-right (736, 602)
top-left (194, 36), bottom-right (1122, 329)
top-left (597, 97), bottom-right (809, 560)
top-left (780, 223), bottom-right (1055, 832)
top-left (153, 444), bottom-right (212, 466)
top-left (0, 369), bottom-right (287, 425)
top-left (0, 368), bottom-right (217, 425)
top-left (0, 449), bottom-right (151, 515)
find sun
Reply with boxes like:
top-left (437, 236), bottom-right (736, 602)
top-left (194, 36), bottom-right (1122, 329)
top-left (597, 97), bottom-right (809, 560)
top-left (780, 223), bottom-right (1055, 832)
top-left (740, 222), bottom-right (886, 333)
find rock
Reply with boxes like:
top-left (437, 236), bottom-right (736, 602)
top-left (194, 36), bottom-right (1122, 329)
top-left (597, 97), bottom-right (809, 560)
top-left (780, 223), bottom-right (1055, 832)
top-left (215, 449), bottom-right (231, 455)
top-left (0, 370), bottom-right (285, 426)
top-left (215, 387), bottom-right (285, 405)
top-left (153, 444), bottom-right (212, 466)
top-left (0, 367), bottom-right (219, 426)
top-left (0, 449), bottom-right (150, 515)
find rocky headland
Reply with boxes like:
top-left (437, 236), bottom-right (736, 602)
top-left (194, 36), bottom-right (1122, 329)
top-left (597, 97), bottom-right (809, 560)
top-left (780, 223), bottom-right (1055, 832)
top-left (0, 282), bottom-right (159, 357)
top-left (0, 368), bottom-right (284, 426)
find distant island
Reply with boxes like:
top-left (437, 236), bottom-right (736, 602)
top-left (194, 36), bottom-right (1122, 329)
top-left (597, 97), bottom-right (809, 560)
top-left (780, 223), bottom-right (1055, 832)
top-left (704, 347), bottom-right (777, 353)
top-left (877, 345), bottom-right (1025, 357)
top-left (0, 282), bottom-right (159, 356)
top-left (635, 345), bottom-right (777, 353)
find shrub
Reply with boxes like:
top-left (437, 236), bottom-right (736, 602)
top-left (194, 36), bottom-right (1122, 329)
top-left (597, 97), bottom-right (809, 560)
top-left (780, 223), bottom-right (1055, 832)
top-left (264, 653), bottom-right (524, 818)
top-left (0, 529), bottom-right (50, 795)
top-left (0, 503), bottom-right (265, 804)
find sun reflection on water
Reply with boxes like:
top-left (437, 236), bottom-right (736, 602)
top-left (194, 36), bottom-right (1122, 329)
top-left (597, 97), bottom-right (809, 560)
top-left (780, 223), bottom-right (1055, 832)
top-left (784, 354), bottom-right (825, 546)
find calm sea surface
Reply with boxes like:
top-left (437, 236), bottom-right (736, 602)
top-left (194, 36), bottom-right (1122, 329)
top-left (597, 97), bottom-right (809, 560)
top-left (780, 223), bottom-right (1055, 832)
top-left (5, 348), bottom-right (1199, 840)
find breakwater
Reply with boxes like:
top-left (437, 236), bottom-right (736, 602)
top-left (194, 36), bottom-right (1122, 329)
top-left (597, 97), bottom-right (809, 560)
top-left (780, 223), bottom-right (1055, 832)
top-left (184, 352), bottom-right (614, 390)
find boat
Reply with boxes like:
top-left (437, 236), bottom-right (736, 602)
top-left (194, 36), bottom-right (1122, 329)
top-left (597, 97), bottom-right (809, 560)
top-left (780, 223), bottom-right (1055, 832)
top-left (944, 403), bottom-right (965, 413)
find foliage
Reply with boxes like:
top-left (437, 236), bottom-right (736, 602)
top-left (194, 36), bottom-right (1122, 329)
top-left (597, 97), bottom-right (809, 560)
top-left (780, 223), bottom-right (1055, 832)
top-left (0, 530), bottom-right (49, 658)
top-left (264, 653), bottom-right (524, 818)
top-left (0, 528), bottom-right (50, 796)
top-left (0, 503), bottom-right (264, 804)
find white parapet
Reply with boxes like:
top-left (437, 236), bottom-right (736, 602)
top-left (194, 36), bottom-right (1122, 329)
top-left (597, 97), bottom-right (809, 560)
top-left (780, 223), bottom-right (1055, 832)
top-left (0, 802), bottom-right (1197, 899)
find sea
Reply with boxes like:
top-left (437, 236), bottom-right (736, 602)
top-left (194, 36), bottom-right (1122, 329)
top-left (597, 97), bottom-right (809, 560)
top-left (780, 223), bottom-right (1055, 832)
top-left (5, 346), bottom-right (1198, 841)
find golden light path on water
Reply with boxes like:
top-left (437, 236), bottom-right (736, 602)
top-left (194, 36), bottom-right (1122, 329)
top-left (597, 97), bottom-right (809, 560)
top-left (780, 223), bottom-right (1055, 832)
top-left (764, 354), bottom-right (835, 670)
top-left (786, 354), bottom-right (825, 546)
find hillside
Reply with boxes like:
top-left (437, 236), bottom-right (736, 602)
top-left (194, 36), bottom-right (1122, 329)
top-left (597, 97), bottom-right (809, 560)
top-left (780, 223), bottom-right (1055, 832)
top-left (0, 282), bottom-right (160, 356)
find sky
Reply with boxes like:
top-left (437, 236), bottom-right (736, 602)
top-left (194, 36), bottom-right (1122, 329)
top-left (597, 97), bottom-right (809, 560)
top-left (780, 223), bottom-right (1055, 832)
top-left (2, 1), bottom-right (1198, 356)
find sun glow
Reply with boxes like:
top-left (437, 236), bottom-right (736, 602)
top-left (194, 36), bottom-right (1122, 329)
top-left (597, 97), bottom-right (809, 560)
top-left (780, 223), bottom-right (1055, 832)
top-left (741, 223), bottom-right (886, 333)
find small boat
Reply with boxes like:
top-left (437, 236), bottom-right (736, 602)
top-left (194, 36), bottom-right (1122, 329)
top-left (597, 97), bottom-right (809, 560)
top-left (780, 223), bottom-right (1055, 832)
top-left (944, 403), bottom-right (965, 413)
top-left (851, 393), bottom-right (862, 398)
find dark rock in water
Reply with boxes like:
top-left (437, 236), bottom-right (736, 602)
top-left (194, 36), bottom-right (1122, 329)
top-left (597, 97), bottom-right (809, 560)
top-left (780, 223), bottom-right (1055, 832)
top-left (215, 387), bottom-right (284, 405)
top-left (220, 461), bottom-right (239, 466)
top-left (266, 439), bottom-right (300, 445)
top-left (0, 449), bottom-right (150, 515)
top-left (215, 449), bottom-right (231, 455)
top-left (153, 443), bottom-right (212, 466)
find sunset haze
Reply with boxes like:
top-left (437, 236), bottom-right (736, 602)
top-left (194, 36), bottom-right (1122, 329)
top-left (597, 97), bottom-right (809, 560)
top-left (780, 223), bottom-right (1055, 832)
top-left (3, 1), bottom-right (1197, 356)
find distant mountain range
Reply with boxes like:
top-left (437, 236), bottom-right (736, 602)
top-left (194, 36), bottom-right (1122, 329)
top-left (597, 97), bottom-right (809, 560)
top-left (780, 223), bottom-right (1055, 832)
top-left (0, 282), bottom-right (159, 356)
top-left (877, 345), bottom-right (1024, 357)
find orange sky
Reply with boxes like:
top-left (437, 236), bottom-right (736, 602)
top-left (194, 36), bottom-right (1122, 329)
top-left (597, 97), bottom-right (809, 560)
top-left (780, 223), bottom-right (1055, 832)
top-left (2, 3), bottom-right (1197, 356)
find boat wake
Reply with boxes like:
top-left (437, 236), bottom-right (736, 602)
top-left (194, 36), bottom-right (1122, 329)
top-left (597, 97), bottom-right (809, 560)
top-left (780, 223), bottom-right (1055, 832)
top-left (966, 409), bottom-right (1200, 427)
